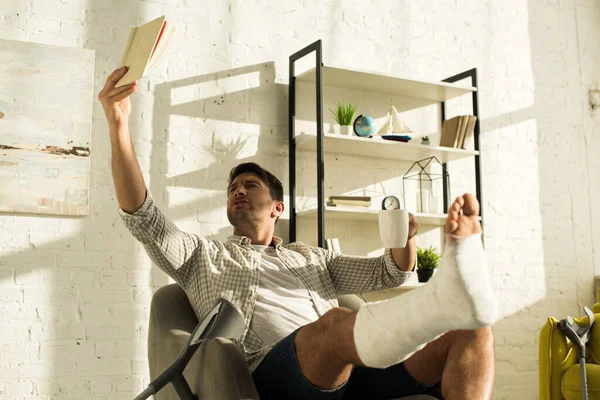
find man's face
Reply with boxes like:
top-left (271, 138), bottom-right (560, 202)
top-left (226, 172), bottom-right (282, 228)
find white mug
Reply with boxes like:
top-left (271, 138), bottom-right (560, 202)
top-left (378, 209), bottom-right (409, 248)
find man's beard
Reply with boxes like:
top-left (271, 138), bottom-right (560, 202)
top-left (227, 203), bottom-right (262, 228)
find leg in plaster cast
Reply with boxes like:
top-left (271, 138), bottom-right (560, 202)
top-left (353, 193), bottom-right (498, 368)
top-left (293, 194), bottom-right (498, 392)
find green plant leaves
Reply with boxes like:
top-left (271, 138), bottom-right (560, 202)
top-left (329, 102), bottom-right (357, 125)
top-left (416, 245), bottom-right (441, 270)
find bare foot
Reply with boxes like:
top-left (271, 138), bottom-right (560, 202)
top-left (444, 194), bottom-right (482, 237)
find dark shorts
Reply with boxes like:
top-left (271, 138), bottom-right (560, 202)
top-left (252, 328), bottom-right (438, 400)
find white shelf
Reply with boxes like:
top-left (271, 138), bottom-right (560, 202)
top-left (296, 133), bottom-right (478, 163)
top-left (296, 65), bottom-right (476, 103)
top-left (297, 206), bottom-right (448, 226)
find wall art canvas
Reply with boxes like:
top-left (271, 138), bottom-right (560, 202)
top-left (0, 39), bottom-right (95, 216)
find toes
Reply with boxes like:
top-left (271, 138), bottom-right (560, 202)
top-left (450, 198), bottom-right (462, 215)
top-left (445, 220), bottom-right (458, 234)
top-left (445, 206), bottom-right (460, 234)
top-left (448, 206), bottom-right (459, 222)
top-left (462, 194), bottom-right (480, 217)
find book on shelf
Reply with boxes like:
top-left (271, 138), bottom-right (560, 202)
top-left (116, 16), bottom-right (176, 88)
top-left (325, 238), bottom-right (342, 254)
top-left (327, 196), bottom-right (371, 207)
top-left (440, 115), bottom-right (477, 149)
top-left (461, 115), bottom-right (477, 150)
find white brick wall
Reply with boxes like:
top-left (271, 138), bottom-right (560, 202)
top-left (0, 0), bottom-right (598, 398)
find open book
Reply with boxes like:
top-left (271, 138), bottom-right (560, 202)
top-left (115, 16), bottom-right (175, 87)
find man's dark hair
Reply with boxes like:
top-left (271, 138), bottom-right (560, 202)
top-left (228, 162), bottom-right (284, 202)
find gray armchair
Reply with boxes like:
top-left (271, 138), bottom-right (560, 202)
top-left (148, 283), bottom-right (439, 400)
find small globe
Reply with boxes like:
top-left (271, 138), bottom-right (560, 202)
top-left (354, 115), bottom-right (376, 137)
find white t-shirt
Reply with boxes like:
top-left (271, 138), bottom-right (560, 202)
top-left (249, 245), bottom-right (320, 346)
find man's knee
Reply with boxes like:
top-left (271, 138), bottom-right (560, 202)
top-left (452, 327), bottom-right (495, 350)
top-left (314, 307), bottom-right (355, 333)
top-left (300, 307), bottom-right (357, 360)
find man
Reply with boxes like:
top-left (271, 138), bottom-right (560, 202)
top-left (98, 67), bottom-right (498, 399)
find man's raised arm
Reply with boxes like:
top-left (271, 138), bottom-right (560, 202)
top-left (97, 66), bottom-right (146, 213)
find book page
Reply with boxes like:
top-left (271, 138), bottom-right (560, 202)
top-left (118, 27), bottom-right (136, 68)
top-left (145, 23), bottom-right (176, 73)
top-left (116, 16), bottom-right (166, 87)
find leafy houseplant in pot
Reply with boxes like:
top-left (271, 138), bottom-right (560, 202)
top-left (421, 136), bottom-right (430, 145)
top-left (329, 102), bottom-right (357, 135)
top-left (416, 245), bottom-right (441, 282)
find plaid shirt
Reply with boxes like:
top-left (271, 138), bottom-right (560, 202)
top-left (119, 191), bottom-right (413, 371)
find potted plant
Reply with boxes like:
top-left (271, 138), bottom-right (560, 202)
top-left (329, 102), bottom-right (357, 135)
top-left (421, 136), bottom-right (430, 145)
top-left (416, 245), bottom-right (441, 282)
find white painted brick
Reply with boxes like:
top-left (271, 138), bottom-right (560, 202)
top-left (0, 361), bottom-right (20, 380)
top-left (19, 362), bottom-right (74, 378)
top-left (57, 219), bottom-right (86, 233)
top-left (0, 251), bottom-right (55, 268)
top-left (0, 304), bottom-right (37, 322)
top-left (116, 375), bottom-right (143, 392)
top-left (15, 269), bottom-right (44, 286)
top-left (41, 378), bottom-right (89, 397)
top-left (79, 288), bottom-right (131, 304)
top-left (39, 341), bottom-right (94, 362)
top-left (0, 0), bottom-right (31, 12)
top-left (131, 360), bottom-right (148, 375)
top-left (89, 377), bottom-right (112, 394)
top-left (31, 0), bottom-right (83, 20)
top-left (0, 287), bottom-right (22, 302)
top-left (2, 216), bottom-right (60, 231)
top-left (25, 16), bottom-right (60, 33)
top-left (50, 394), bottom-right (105, 400)
top-left (57, 252), bottom-right (110, 268)
top-left (0, 323), bottom-right (30, 341)
top-left (85, 325), bottom-right (139, 340)
top-left (107, 391), bottom-right (141, 400)
top-left (35, 306), bottom-right (79, 326)
top-left (0, 231), bottom-right (30, 250)
top-left (1, 380), bottom-right (34, 397)
top-left (110, 253), bottom-right (152, 269)
top-left (30, 325), bottom-right (86, 341)
top-left (45, 268), bottom-right (71, 286)
top-left (99, 269), bottom-right (129, 288)
top-left (23, 288), bottom-right (76, 305)
top-left (0, 268), bottom-right (14, 285)
top-left (75, 360), bottom-right (130, 377)
top-left (132, 288), bottom-right (154, 304)
top-left (84, 232), bottom-right (136, 253)
top-left (1, 13), bottom-right (26, 31)
top-left (36, 379), bottom-right (61, 396)
top-left (70, 270), bottom-right (99, 286)
top-left (0, 343), bottom-right (38, 363)
top-left (95, 339), bottom-right (147, 360)
top-left (29, 233), bottom-right (85, 252)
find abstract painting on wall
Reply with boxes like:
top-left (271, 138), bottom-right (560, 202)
top-left (0, 39), bottom-right (95, 216)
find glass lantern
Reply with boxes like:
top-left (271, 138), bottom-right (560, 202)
top-left (402, 156), bottom-right (450, 214)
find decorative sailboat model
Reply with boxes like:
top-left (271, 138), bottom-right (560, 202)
top-left (378, 101), bottom-right (413, 142)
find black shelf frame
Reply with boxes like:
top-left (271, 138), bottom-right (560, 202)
top-left (442, 69), bottom-right (483, 237)
top-left (288, 40), bottom-right (482, 248)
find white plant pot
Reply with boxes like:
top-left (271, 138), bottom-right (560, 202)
top-left (340, 125), bottom-right (353, 136)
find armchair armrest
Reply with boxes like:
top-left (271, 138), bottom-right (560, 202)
top-left (148, 284), bottom-right (259, 400)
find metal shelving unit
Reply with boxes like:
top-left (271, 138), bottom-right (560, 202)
top-left (288, 39), bottom-right (482, 248)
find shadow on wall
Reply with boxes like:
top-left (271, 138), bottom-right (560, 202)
top-left (149, 61), bottom-right (289, 242)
